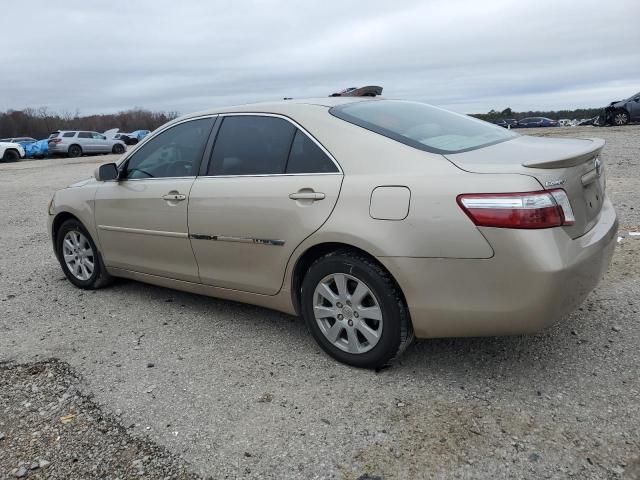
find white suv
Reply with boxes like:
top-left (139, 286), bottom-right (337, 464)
top-left (0, 141), bottom-right (26, 162)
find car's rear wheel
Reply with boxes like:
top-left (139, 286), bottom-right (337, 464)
top-left (56, 219), bottom-right (112, 289)
top-left (614, 110), bottom-right (630, 126)
top-left (301, 249), bottom-right (413, 368)
top-left (112, 143), bottom-right (125, 154)
top-left (2, 149), bottom-right (20, 162)
top-left (68, 145), bottom-right (82, 158)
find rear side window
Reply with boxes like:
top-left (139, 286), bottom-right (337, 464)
top-left (63, 132), bottom-right (76, 138)
top-left (209, 116), bottom-right (295, 175)
top-left (78, 132), bottom-right (91, 139)
top-left (330, 100), bottom-right (517, 154)
top-left (286, 130), bottom-right (338, 174)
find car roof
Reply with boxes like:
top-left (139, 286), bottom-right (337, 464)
top-left (180, 96), bottom-right (373, 121)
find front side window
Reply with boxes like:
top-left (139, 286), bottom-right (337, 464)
top-left (330, 100), bottom-right (518, 154)
top-left (208, 116), bottom-right (295, 175)
top-left (92, 132), bottom-right (105, 139)
top-left (286, 130), bottom-right (338, 174)
top-left (125, 117), bottom-right (214, 179)
top-left (78, 132), bottom-right (92, 139)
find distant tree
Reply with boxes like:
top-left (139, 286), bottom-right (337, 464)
top-left (0, 108), bottom-right (180, 139)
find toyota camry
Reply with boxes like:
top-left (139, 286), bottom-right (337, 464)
top-left (47, 96), bottom-right (618, 368)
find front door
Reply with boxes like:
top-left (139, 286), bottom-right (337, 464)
top-left (94, 116), bottom-right (215, 282)
top-left (189, 115), bottom-right (343, 295)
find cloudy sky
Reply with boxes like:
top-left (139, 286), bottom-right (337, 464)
top-left (3, 0), bottom-right (639, 116)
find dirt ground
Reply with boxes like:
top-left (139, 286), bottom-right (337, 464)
top-left (0, 125), bottom-right (639, 479)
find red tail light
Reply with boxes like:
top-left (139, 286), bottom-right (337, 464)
top-left (49, 138), bottom-right (62, 144)
top-left (457, 190), bottom-right (575, 229)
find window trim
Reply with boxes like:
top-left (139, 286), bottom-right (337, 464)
top-left (199, 112), bottom-right (343, 178)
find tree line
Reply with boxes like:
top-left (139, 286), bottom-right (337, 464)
top-left (0, 107), bottom-right (179, 140)
top-left (471, 107), bottom-right (603, 122)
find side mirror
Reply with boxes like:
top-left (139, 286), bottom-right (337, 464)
top-left (95, 162), bottom-right (119, 181)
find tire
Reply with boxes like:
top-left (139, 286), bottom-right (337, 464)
top-left (55, 218), bottom-right (112, 289)
top-left (68, 145), bottom-right (82, 158)
top-left (112, 143), bottom-right (125, 154)
top-left (2, 149), bottom-right (20, 162)
top-left (613, 110), bottom-right (630, 126)
top-left (301, 249), bottom-right (413, 368)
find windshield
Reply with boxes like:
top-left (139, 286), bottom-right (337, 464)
top-left (330, 100), bottom-right (518, 154)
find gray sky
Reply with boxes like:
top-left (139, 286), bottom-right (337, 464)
top-left (3, 0), bottom-right (639, 115)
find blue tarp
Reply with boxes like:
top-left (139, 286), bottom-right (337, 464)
top-left (24, 139), bottom-right (49, 158)
top-left (130, 130), bottom-right (150, 140)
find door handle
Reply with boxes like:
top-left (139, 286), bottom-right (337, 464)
top-left (289, 191), bottom-right (325, 201)
top-left (162, 192), bottom-right (186, 201)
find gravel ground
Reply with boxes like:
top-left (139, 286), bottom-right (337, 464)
top-left (0, 360), bottom-right (197, 479)
top-left (0, 126), bottom-right (639, 479)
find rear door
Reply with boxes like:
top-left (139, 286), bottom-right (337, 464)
top-left (77, 132), bottom-right (94, 152)
top-left (188, 114), bottom-right (343, 295)
top-left (94, 117), bottom-right (215, 281)
top-left (91, 132), bottom-right (110, 152)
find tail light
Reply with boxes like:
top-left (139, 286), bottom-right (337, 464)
top-left (457, 189), bottom-right (575, 229)
top-left (49, 138), bottom-right (62, 144)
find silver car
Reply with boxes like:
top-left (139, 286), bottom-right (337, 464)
top-left (48, 130), bottom-right (126, 157)
top-left (47, 97), bottom-right (617, 368)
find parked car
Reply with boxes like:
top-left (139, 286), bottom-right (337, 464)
top-left (558, 119), bottom-right (572, 127)
top-left (48, 131), bottom-right (126, 157)
top-left (47, 97), bottom-right (617, 368)
top-left (602, 91), bottom-right (640, 125)
top-left (494, 119), bottom-right (518, 128)
top-left (130, 129), bottom-right (151, 140)
top-left (114, 133), bottom-right (139, 146)
top-left (0, 140), bottom-right (26, 161)
top-left (517, 117), bottom-right (559, 128)
top-left (0, 137), bottom-right (37, 146)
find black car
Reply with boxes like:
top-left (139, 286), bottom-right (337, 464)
top-left (602, 91), bottom-right (640, 126)
top-left (517, 117), bottom-right (559, 128)
top-left (494, 119), bottom-right (518, 128)
top-left (114, 133), bottom-right (139, 146)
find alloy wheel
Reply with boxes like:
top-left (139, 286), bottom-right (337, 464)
top-left (614, 112), bottom-right (629, 125)
top-left (62, 230), bottom-right (95, 281)
top-left (313, 273), bottom-right (383, 354)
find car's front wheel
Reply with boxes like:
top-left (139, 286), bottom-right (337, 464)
top-left (55, 218), bottom-right (112, 289)
top-left (301, 249), bottom-right (413, 368)
top-left (613, 110), bottom-right (630, 126)
top-left (112, 143), bottom-right (125, 154)
top-left (2, 149), bottom-right (20, 162)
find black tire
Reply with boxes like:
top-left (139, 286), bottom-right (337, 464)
top-left (67, 144), bottom-right (82, 158)
top-left (301, 249), bottom-right (413, 368)
top-left (112, 143), bottom-right (125, 154)
top-left (55, 218), bottom-right (112, 289)
top-left (613, 110), bottom-right (630, 126)
top-left (2, 149), bottom-right (20, 162)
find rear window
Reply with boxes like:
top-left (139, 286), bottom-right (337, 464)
top-left (63, 132), bottom-right (76, 138)
top-left (49, 132), bottom-right (60, 138)
top-left (330, 100), bottom-right (517, 154)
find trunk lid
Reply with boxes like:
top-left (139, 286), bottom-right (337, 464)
top-left (445, 135), bottom-right (606, 239)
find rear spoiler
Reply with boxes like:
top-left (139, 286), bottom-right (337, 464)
top-left (522, 138), bottom-right (605, 169)
top-left (329, 86), bottom-right (383, 97)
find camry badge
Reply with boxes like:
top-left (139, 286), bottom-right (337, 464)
top-left (545, 179), bottom-right (566, 187)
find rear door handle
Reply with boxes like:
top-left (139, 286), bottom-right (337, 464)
top-left (289, 192), bottom-right (325, 201)
top-left (162, 192), bottom-right (186, 201)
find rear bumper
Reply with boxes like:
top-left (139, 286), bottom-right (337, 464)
top-left (48, 144), bottom-right (68, 154)
top-left (379, 197), bottom-right (618, 338)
